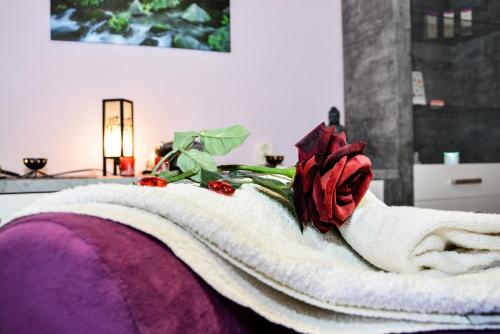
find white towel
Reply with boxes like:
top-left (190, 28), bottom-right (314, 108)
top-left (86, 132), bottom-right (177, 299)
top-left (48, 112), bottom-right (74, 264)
top-left (341, 190), bottom-right (500, 275)
top-left (5, 184), bottom-right (500, 334)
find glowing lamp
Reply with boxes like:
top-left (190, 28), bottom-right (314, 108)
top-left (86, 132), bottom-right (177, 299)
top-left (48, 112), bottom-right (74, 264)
top-left (102, 99), bottom-right (134, 176)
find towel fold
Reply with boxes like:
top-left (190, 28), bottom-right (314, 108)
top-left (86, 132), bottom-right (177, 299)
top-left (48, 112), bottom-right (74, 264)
top-left (341, 190), bottom-right (500, 275)
top-left (4, 184), bottom-right (500, 334)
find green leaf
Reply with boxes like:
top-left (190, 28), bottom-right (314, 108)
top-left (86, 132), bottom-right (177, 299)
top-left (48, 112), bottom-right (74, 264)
top-left (161, 169), bottom-right (198, 183)
top-left (158, 169), bottom-right (180, 180)
top-left (250, 176), bottom-right (290, 191)
top-left (227, 170), bottom-right (256, 180)
top-left (200, 169), bottom-right (221, 188)
top-left (226, 180), bottom-right (242, 190)
top-left (177, 149), bottom-right (218, 182)
top-left (173, 131), bottom-right (199, 150)
top-left (200, 169), bottom-right (243, 190)
top-left (200, 125), bottom-right (250, 156)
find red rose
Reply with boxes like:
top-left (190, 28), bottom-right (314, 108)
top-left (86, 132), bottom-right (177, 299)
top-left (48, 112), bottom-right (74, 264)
top-left (293, 123), bottom-right (373, 233)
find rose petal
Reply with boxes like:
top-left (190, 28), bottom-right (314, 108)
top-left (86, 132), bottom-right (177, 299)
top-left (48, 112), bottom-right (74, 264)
top-left (338, 173), bottom-right (361, 195)
top-left (337, 154), bottom-right (372, 187)
top-left (322, 142), bottom-right (366, 172)
top-left (336, 193), bottom-right (353, 204)
top-left (348, 156), bottom-right (374, 205)
top-left (332, 154), bottom-right (373, 222)
top-left (302, 157), bottom-right (318, 193)
top-left (314, 126), bottom-right (336, 165)
top-left (307, 199), bottom-right (332, 233)
top-left (353, 172), bottom-right (373, 205)
top-left (328, 132), bottom-right (348, 153)
top-left (313, 220), bottom-right (332, 234)
top-left (333, 198), bottom-right (356, 224)
top-left (312, 174), bottom-right (328, 221)
top-left (295, 123), bottom-right (328, 163)
top-left (321, 156), bottom-right (347, 222)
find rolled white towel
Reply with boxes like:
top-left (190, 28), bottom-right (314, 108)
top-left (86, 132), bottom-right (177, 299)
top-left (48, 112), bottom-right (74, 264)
top-left (340, 191), bottom-right (500, 275)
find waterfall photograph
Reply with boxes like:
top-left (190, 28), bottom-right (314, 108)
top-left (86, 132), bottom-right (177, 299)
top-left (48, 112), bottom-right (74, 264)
top-left (50, 0), bottom-right (230, 52)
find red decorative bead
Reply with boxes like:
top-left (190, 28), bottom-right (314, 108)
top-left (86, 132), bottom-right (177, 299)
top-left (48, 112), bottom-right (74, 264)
top-left (208, 181), bottom-right (235, 196)
top-left (138, 177), bottom-right (168, 187)
top-left (220, 182), bottom-right (235, 195)
top-left (208, 180), bottom-right (222, 192)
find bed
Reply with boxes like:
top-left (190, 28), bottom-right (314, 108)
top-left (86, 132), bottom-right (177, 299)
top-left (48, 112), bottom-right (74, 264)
top-left (0, 212), bottom-right (498, 334)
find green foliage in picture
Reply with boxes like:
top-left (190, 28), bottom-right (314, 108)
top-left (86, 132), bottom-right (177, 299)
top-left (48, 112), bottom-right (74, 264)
top-left (143, 0), bottom-right (181, 12)
top-left (150, 23), bottom-right (172, 34)
top-left (108, 13), bottom-right (131, 34)
top-left (71, 0), bottom-right (103, 7)
top-left (221, 14), bottom-right (230, 26)
top-left (207, 13), bottom-right (230, 52)
top-left (55, 4), bottom-right (68, 12)
top-left (208, 26), bottom-right (230, 52)
top-left (81, 0), bottom-right (103, 6)
top-left (50, 0), bottom-right (231, 53)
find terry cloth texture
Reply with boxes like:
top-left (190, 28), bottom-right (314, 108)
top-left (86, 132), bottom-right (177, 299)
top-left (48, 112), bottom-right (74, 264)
top-left (341, 190), bottom-right (500, 275)
top-left (5, 184), bottom-right (500, 334)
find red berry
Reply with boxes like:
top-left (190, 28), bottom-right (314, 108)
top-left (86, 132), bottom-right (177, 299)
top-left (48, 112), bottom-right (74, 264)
top-left (208, 181), bottom-right (235, 196)
top-left (138, 177), bottom-right (168, 187)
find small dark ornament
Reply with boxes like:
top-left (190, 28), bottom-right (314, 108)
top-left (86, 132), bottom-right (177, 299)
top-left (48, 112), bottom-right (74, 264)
top-left (265, 155), bottom-right (284, 168)
top-left (328, 106), bottom-right (345, 134)
top-left (22, 158), bottom-right (49, 178)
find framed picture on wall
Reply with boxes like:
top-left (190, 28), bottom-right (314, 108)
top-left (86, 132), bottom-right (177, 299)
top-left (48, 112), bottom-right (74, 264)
top-left (50, 0), bottom-right (231, 52)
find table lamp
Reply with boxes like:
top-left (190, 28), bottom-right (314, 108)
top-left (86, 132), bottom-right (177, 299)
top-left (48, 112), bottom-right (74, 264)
top-left (102, 99), bottom-right (134, 176)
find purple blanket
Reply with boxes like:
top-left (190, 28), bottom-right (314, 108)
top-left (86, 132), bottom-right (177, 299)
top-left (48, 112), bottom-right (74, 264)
top-left (0, 213), bottom-right (498, 334)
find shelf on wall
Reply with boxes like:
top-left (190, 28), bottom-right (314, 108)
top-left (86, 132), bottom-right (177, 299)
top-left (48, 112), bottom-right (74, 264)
top-left (413, 105), bottom-right (500, 112)
top-left (411, 9), bottom-right (500, 45)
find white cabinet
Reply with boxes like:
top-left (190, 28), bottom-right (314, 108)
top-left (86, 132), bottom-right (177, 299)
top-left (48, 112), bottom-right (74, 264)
top-left (414, 163), bottom-right (500, 213)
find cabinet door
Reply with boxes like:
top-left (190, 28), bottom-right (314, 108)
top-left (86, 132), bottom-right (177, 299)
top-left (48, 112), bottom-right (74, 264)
top-left (0, 193), bottom-right (48, 223)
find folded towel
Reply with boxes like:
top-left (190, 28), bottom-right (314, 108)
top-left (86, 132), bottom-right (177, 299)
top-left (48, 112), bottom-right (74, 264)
top-left (5, 184), bottom-right (500, 334)
top-left (341, 190), bottom-right (500, 275)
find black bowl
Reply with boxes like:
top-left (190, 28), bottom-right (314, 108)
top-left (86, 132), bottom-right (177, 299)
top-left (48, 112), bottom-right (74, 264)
top-left (265, 155), bottom-right (284, 168)
top-left (23, 158), bottom-right (47, 171)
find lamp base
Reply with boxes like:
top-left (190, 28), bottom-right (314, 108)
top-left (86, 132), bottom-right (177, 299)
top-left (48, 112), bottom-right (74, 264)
top-left (22, 170), bottom-right (50, 178)
top-left (103, 157), bottom-right (120, 176)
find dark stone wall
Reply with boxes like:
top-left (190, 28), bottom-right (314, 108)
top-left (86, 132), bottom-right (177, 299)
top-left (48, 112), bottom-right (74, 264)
top-left (453, 31), bottom-right (500, 108)
top-left (343, 0), bottom-right (413, 205)
top-left (414, 106), bottom-right (500, 163)
top-left (412, 0), bottom-right (500, 163)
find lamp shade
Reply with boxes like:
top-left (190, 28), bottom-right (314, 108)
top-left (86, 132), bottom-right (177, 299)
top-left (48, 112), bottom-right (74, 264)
top-left (103, 99), bottom-right (134, 176)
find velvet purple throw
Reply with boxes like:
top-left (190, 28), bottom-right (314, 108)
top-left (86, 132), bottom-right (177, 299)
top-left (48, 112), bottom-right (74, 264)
top-left (0, 213), bottom-right (498, 334)
top-left (0, 213), bottom-right (292, 334)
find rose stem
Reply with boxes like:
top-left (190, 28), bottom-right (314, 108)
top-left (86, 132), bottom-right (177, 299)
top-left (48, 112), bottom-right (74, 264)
top-left (164, 169), bottom-right (199, 183)
top-left (152, 149), bottom-right (178, 176)
top-left (218, 165), bottom-right (296, 179)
